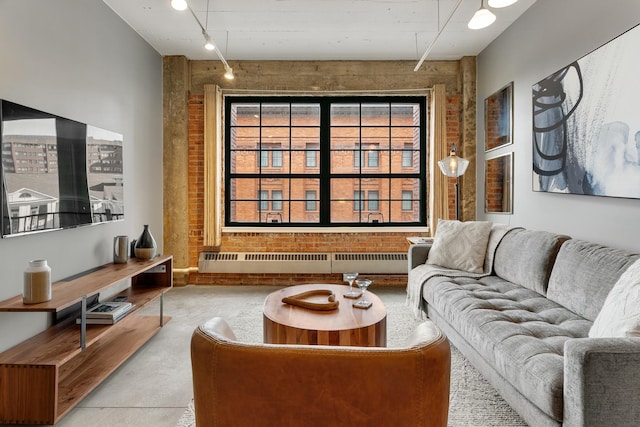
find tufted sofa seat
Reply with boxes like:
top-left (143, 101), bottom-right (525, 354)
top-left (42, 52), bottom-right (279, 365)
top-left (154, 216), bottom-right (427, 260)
top-left (408, 226), bottom-right (640, 427)
top-left (425, 275), bottom-right (590, 421)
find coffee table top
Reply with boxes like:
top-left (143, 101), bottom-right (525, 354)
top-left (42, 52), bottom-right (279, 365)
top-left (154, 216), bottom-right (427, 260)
top-left (263, 283), bottom-right (386, 332)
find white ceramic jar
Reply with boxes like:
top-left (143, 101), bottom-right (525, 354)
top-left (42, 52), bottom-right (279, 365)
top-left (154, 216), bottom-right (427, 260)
top-left (23, 259), bottom-right (52, 304)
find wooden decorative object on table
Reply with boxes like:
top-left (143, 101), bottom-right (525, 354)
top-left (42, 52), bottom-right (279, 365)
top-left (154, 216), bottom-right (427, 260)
top-left (281, 289), bottom-right (339, 311)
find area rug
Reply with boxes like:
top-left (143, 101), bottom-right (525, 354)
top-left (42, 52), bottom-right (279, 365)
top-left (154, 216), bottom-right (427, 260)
top-left (175, 287), bottom-right (527, 427)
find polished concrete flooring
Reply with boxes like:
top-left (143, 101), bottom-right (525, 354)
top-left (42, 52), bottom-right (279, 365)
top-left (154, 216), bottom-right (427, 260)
top-left (8, 285), bottom-right (406, 427)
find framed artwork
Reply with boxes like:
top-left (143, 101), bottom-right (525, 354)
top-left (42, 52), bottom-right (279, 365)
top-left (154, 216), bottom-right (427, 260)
top-left (485, 152), bottom-right (513, 214)
top-left (532, 23), bottom-right (640, 199)
top-left (485, 82), bottom-right (513, 152)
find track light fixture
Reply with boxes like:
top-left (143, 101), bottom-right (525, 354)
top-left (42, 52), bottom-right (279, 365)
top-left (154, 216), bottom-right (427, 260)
top-left (416, 0), bottom-right (518, 71)
top-left (203, 32), bottom-right (215, 51)
top-left (468, 0), bottom-right (496, 30)
top-left (224, 66), bottom-right (234, 80)
top-left (170, 0), bottom-right (234, 80)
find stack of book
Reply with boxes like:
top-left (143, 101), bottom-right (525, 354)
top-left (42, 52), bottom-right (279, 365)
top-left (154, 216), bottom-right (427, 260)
top-left (76, 300), bottom-right (134, 325)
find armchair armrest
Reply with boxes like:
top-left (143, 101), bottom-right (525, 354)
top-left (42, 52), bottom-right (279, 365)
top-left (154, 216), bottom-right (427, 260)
top-left (408, 243), bottom-right (432, 270)
top-left (404, 319), bottom-right (446, 347)
top-left (564, 337), bottom-right (640, 427)
top-left (201, 317), bottom-right (237, 341)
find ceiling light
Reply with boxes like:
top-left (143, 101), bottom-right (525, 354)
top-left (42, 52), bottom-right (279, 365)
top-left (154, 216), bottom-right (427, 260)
top-left (468, 0), bottom-right (496, 30)
top-left (203, 34), bottom-right (215, 51)
top-left (170, 0), bottom-right (188, 11)
top-left (488, 0), bottom-right (518, 7)
top-left (224, 67), bottom-right (234, 80)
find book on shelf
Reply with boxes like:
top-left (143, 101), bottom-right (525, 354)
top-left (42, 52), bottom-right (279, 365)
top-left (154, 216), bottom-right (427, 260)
top-left (77, 304), bottom-right (135, 325)
top-left (85, 301), bottom-right (133, 319)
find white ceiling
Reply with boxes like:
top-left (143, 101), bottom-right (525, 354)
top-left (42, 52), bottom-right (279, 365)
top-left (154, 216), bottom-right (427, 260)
top-left (104, 0), bottom-right (536, 62)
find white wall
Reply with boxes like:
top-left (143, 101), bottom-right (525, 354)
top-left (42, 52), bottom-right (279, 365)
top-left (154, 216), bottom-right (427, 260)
top-left (0, 1), bottom-right (163, 351)
top-left (477, 0), bottom-right (640, 251)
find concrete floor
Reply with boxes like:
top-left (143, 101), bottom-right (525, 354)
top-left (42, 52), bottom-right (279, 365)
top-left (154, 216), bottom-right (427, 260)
top-left (8, 285), bottom-right (407, 427)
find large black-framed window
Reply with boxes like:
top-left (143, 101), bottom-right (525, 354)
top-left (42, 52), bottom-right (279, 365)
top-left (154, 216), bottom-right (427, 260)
top-left (225, 96), bottom-right (427, 226)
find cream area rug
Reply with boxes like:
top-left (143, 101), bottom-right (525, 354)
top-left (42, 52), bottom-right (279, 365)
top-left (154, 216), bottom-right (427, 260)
top-left (176, 287), bottom-right (527, 427)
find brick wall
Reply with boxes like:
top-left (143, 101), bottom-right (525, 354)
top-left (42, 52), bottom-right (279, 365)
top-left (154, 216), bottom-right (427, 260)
top-left (446, 94), bottom-right (461, 220)
top-left (184, 93), bottom-right (461, 286)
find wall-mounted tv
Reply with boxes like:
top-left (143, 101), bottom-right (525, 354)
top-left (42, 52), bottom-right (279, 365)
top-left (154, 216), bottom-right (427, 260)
top-left (0, 100), bottom-right (124, 237)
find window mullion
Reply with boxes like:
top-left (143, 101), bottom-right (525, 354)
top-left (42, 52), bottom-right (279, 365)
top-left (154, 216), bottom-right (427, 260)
top-left (319, 100), bottom-right (331, 225)
top-left (358, 103), bottom-right (363, 223)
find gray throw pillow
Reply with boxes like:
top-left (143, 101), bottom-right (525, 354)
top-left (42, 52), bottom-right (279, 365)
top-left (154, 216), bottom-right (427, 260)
top-left (427, 219), bottom-right (492, 274)
top-left (590, 259), bottom-right (640, 338)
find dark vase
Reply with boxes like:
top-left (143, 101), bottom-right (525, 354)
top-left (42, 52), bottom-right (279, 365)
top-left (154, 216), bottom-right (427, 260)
top-left (134, 224), bottom-right (157, 260)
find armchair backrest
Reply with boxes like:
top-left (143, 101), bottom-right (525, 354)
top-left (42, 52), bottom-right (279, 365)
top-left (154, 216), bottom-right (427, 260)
top-left (191, 317), bottom-right (450, 427)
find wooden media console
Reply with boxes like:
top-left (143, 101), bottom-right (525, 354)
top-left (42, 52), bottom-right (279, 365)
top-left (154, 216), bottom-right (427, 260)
top-left (0, 255), bottom-right (173, 425)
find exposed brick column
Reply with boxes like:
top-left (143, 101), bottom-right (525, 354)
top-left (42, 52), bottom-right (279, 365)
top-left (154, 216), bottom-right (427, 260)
top-left (459, 56), bottom-right (477, 221)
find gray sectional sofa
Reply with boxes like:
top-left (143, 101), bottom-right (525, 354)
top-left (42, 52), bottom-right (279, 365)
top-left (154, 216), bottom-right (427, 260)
top-left (407, 224), bottom-right (640, 427)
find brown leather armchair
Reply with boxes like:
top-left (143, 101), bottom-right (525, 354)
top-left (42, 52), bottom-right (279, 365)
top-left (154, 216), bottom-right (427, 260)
top-left (191, 317), bottom-right (451, 427)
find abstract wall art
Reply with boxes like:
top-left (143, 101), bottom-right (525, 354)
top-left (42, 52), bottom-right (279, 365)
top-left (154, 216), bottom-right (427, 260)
top-left (532, 23), bottom-right (640, 199)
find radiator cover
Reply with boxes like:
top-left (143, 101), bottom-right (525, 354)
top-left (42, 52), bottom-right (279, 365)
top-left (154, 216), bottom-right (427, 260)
top-left (198, 252), bottom-right (407, 274)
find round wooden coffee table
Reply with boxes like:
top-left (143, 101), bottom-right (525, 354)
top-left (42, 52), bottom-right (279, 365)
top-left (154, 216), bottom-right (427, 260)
top-left (263, 284), bottom-right (386, 347)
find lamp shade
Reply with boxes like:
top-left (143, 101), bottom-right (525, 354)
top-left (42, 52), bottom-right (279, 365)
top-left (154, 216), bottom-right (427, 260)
top-left (438, 147), bottom-right (469, 178)
top-left (488, 0), bottom-right (518, 8)
top-left (468, 7), bottom-right (496, 29)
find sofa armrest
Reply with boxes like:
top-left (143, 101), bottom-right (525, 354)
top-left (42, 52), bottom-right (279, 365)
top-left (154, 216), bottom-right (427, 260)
top-left (564, 337), bottom-right (640, 427)
top-left (408, 243), bottom-right (432, 270)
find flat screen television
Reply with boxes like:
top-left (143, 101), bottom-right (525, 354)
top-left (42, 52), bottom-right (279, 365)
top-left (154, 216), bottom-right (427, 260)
top-left (0, 100), bottom-right (124, 237)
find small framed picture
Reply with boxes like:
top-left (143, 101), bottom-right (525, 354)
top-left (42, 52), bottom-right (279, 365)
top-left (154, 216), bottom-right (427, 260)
top-left (485, 152), bottom-right (513, 214)
top-left (485, 82), bottom-right (513, 152)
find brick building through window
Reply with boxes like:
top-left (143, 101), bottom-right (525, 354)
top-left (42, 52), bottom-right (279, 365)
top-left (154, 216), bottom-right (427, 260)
top-left (225, 96), bottom-right (427, 226)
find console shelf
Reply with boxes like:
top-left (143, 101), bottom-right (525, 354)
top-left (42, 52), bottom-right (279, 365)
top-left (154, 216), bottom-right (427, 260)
top-left (0, 255), bottom-right (173, 425)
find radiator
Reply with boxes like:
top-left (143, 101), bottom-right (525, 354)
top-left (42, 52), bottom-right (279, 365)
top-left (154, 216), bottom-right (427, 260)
top-left (331, 253), bottom-right (407, 274)
top-left (198, 252), bottom-right (407, 274)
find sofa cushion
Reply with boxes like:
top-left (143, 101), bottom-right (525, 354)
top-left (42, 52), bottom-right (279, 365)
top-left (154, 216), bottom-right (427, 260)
top-left (547, 240), bottom-right (640, 321)
top-left (427, 220), bottom-right (492, 274)
top-left (493, 229), bottom-right (569, 295)
top-left (407, 262), bottom-right (488, 317)
top-left (482, 224), bottom-right (522, 275)
top-left (423, 275), bottom-right (591, 421)
top-left (590, 259), bottom-right (640, 337)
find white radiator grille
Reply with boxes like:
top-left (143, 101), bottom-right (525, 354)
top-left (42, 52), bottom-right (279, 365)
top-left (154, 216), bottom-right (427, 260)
top-left (331, 253), bottom-right (407, 274)
top-left (198, 252), bottom-right (406, 274)
top-left (201, 253), bottom-right (239, 261)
